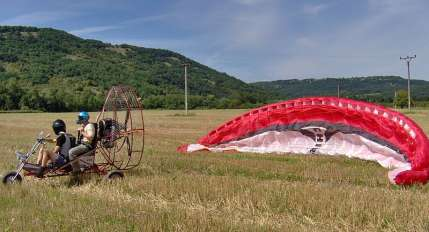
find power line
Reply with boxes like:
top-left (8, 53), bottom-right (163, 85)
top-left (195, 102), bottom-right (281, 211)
top-left (400, 55), bottom-right (416, 111)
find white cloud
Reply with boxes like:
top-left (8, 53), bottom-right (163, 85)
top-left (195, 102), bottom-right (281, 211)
top-left (69, 14), bottom-right (170, 36)
top-left (296, 37), bottom-right (317, 48)
top-left (367, 0), bottom-right (418, 13)
top-left (102, 0), bottom-right (428, 82)
top-left (233, 0), bottom-right (266, 6)
top-left (122, 14), bottom-right (171, 25)
top-left (0, 11), bottom-right (75, 26)
top-left (69, 26), bottom-right (118, 36)
top-left (228, 12), bottom-right (280, 49)
top-left (303, 3), bottom-right (329, 15)
top-left (256, 0), bottom-right (429, 81)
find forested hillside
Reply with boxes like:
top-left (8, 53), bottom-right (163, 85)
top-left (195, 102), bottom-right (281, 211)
top-left (0, 26), bottom-right (267, 111)
top-left (1, 26), bottom-right (428, 112)
top-left (252, 76), bottom-right (429, 103)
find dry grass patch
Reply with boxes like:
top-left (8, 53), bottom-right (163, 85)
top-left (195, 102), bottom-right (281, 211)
top-left (1, 109), bottom-right (429, 231)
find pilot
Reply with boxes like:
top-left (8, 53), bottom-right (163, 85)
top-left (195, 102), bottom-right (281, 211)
top-left (68, 111), bottom-right (96, 185)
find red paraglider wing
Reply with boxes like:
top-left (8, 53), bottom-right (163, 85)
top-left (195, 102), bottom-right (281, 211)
top-left (180, 97), bottom-right (429, 185)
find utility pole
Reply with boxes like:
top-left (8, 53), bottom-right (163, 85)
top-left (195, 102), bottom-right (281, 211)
top-left (400, 55), bottom-right (416, 111)
top-left (337, 78), bottom-right (342, 98)
top-left (394, 90), bottom-right (397, 109)
top-left (182, 63), bottom-right (190, 115)
top-left (337, 83), bottom-right (340, 98)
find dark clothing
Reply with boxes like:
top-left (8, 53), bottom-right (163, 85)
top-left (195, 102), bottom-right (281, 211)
top-left (52, 132), bottom-right (73, 167)
top-left (53, 155), bottom-right (67, 167)
top-left (56, 133), bottom-right (66, 147)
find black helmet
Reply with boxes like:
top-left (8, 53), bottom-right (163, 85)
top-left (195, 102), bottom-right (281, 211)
top-left (52, 119), bottom-right (66, 135)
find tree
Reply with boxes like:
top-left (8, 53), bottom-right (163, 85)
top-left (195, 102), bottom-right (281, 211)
top-left (394, 90), bottom-right (415, 108)
top-left (19, 89), bottom-right (46, 111)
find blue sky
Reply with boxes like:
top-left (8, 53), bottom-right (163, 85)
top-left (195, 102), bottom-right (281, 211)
top-left (0, 0), bottom-right (428, 82)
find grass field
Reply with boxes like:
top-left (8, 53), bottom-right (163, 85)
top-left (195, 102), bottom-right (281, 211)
top-left (1, 109), bottom-right (429, 231)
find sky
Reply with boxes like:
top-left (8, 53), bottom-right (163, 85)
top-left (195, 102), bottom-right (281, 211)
top-left (0, 0), bottom-right (428, 82)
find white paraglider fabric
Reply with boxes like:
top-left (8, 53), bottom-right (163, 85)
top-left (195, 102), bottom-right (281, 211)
top-left (186, 130), bottom-right (411, 179)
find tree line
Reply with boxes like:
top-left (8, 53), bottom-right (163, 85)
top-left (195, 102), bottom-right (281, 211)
top-left (0, 77), bottom-right (265, 112)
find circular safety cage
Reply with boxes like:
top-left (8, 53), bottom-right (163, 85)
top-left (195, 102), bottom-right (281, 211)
top-left (95, 85), bottom-right (144, 170)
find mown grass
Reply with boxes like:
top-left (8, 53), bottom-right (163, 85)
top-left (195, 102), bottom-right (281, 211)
top-left (1, 109), bottom-right (429, 231)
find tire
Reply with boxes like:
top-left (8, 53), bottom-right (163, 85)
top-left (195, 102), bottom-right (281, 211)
top-left (104, 170), bottom-right (124, 181)
top-left (2, 171), bottom-right (23, 185)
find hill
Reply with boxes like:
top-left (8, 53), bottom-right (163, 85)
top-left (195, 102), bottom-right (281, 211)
top-left (251, 76), bottom-right (429, 103)
top-left (1, 26), bottom-right (429, 112)
top-left (0, 26), bottom-right (267, 111)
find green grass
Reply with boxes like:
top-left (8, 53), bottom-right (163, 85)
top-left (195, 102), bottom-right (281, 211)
top-left (1, 109), bottom-right (429, 231)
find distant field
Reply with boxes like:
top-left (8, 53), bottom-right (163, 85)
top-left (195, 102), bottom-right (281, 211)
top-left (1, 109), bottom-right (429, 231)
